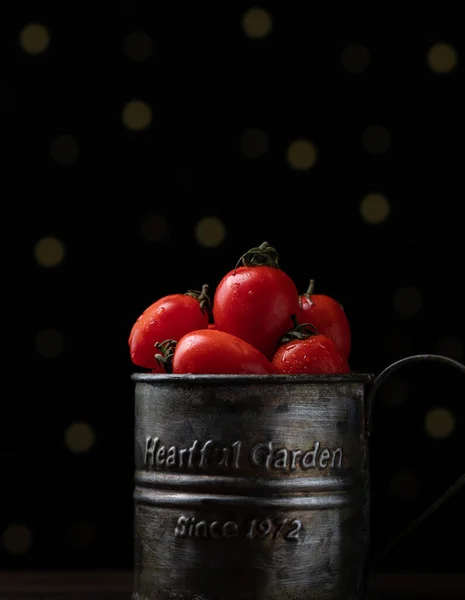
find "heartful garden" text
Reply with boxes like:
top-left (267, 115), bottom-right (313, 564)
top-left (143, 437), bottom-right (343, 473)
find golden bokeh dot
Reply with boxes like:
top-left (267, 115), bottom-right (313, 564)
top-left (425, 407), bottom-right (455, 439)
top-left (359, 193), bottom-right (390, 224)
top-left (122, 100), bottom-right (152, 131)
top-left (393, 286), bottom-right (422, 317)
top-left (34, 236), bottom-right (65, 268)
top-left (341, 43), bottom-right (370, 73)
top-left (427, 43), bottom-right (458, 74)
top-left (437, 336), bottom-right (464, 361)
top-left (124, 31), bottom-right (153, 61)
top-left (67, 520), bottom-right (97, 549)
top-left (2, 523), bottom-right (33, 555)
top-left (287, 139), bottom-right (318, 170)
top-left (65, 422), bottom-right (95, 454)
top-left (140, 213), bottom-right (169, 242)
top-left (241, 8), bottom-right (272, 39)
top-left (240, 128), bottom-right (269, 158)
top-left (195, 216), bottom-right (226, 248)
top-left (35, 329), bottom-right (65, 359)
top-left (389, 470), bottom-right (420, 501)
top-left (50, 135), bottom-right (79, 166)
top-left (362, 125), bottom-right (391, 154)
top-left (19, 23), bottom-right (50, 55)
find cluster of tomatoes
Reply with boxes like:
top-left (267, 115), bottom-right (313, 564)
top-left (128, 242), bottom-right (351, 375)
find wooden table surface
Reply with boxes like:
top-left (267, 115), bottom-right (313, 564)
top-left (1, 571), bottom-right (464, 599)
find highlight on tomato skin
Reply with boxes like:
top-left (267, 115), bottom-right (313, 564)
top-left (271, 315), bottom-right (350, 375)
top-left (172, 329), bottom-right (275, 375)
top-left (272, 334), bottom-right (351, 375)
top-left (213, 242), bottom-right (300, 360)
top-left (128, 285), bottom-right (211, 370)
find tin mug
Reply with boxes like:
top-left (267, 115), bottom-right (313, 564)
top-left (132, 353), bottom-right (465, 600)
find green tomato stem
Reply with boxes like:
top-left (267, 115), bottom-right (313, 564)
top-left (234, 241), bottom-right (280, 273)
top-left (304, 278), bottom-right (316, 298)
top-left (154, 339), bottom-right (177, 373)
top-left (278, 314), bottom-right (318, 346)
top-left (185, 283), bottom-right (212, 318)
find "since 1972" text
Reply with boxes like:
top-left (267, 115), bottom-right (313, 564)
top-left (174, 515), bottom-right (303, 542)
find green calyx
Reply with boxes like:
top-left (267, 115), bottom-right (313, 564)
top-left (235, 241), bottom-right (280, 272)
top-left (154, 339), bottom-right (177, 373)
top-left (278, 314), bottom-right (318, 346)
top-left (185, 283), bottom-right (212, 317)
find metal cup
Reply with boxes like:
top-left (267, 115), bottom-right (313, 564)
top-left (132, 354), bottom-right (465, 600)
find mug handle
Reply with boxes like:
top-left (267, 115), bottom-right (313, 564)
top-left (365, 353), bottom-right (465, 566)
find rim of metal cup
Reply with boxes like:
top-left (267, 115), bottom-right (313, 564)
top-left (131, 373), bottom-right (374, 383)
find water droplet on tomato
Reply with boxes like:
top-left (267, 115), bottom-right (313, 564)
top-left (248, 290), bottom-right (253, 296)
top-left (157, 307), bottom-right (165, 316)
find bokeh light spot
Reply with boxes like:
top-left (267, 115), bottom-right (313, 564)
top-left (34, 237), bottom-right (65, 267)
top-left (287, 139), bottom-right (318, 170)
top-left (195, 217), bottom-right (226, 248)
top-left (241, 8), bottom-right (272, 39)
top-left (124, 31), bottom-right (153, 61)
top-left (35, 329), bottom-right (65, 358)
top-left (2, 524), bottom-right (33, 555)
top-left (359, 193), bottom-right (390, 224)
top-left (65, 422), bottom-right (95, 454)
top-left (425, 407), bottom-right (455, 439)
top-left (362, 125), bottom-right (391, 154)
top-left (240, 128), bottom-right (269, 158)
top-left (427, 43), bottom-right (458, 74)
top-left (122, 100), bottom-right (152, 131)
top-left (341, 43), bottom-right (370, 73)
top-left (140, 214), bottom-right (169, 242)
top-left (19, 23), bottom-right (50, 55)
top-left (437, 336), bottom-right (464, 361)
top-left (50, 135), bottom-right (79, 166)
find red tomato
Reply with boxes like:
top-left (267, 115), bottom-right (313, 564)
top-left (172, 329), bottom-right (274, 374)
top-left (272, 321), bottom-right (350, 375)
top-left (297, 279), bottom-right (351, 360)
top-left (213, 242), bottom-right (300, 360)
top-left (129, 285), bottom-right (211, 369)
top-left (208, 323), bottom-right (216, 330)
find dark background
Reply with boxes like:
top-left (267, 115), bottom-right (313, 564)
top-left (3, 8), bottom-right (465, 577)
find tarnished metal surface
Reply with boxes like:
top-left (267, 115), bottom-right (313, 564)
top-left (132, 373), bottom-right (373, 600)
